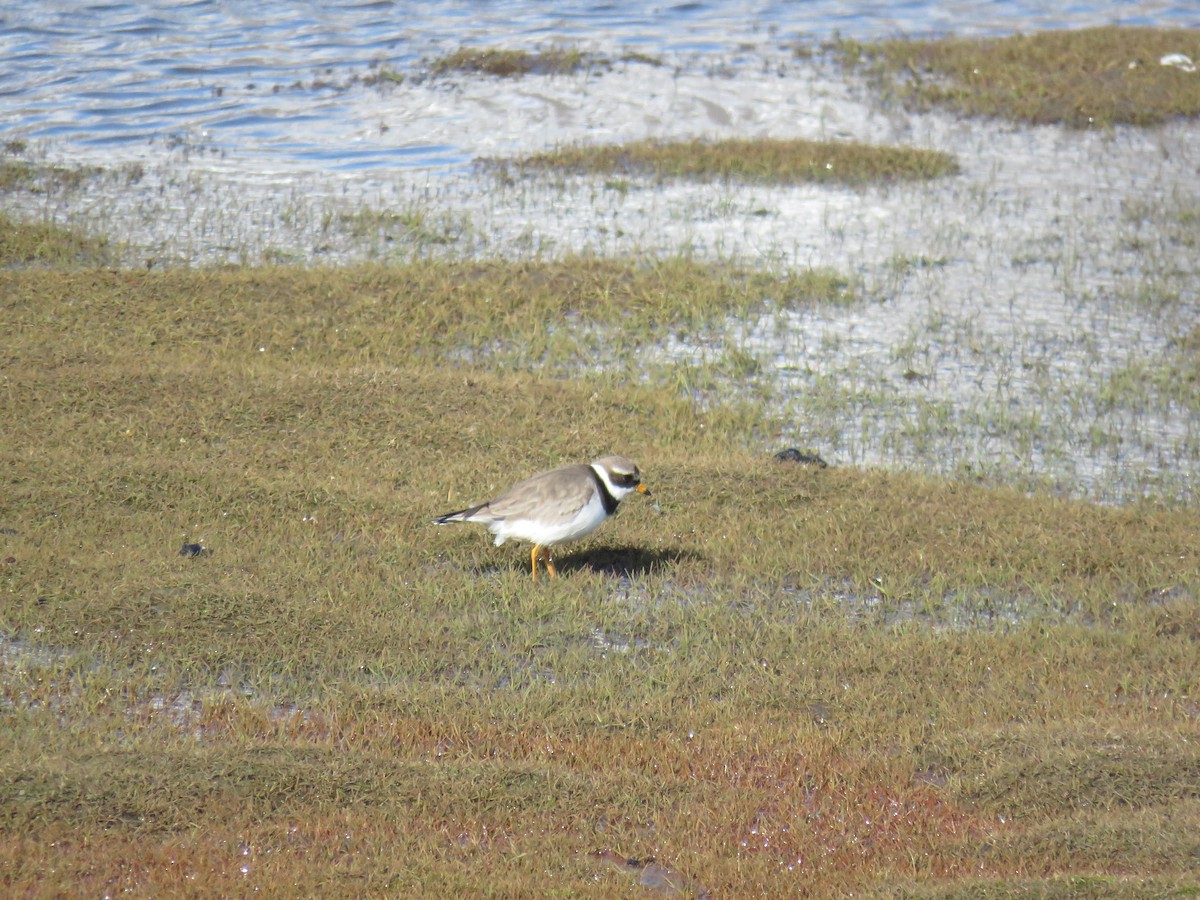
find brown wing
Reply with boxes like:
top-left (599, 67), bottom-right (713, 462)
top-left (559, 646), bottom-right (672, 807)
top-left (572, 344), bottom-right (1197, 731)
top-left (480, 463), bottom-right (593, 522)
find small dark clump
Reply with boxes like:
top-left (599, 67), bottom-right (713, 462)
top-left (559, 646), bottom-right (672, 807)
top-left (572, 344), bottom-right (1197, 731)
top-left (775, 447), bottom-right (829, 467)
top-left (178, 542), bottom-right (207, 558)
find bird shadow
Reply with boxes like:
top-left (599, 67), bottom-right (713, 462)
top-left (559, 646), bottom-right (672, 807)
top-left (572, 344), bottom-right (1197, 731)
top-left (555, 544), bottom-right (701, 578)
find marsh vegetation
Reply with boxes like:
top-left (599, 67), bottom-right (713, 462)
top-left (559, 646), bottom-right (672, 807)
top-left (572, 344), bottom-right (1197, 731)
top-left (834, 26), bottom-right (1200, 127)
top-left (426, 46), bottom-right (659, 79)
top-left (494, 137), bottom-right (959, 186)
top-left (2, 24), bottom-right (1199, 898)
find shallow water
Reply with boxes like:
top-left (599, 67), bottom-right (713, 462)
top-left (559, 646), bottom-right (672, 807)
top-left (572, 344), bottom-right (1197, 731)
top-left (2, 1), bottom-right (1198, 173)
top-left (2, 2), bottom-right (1199, 504)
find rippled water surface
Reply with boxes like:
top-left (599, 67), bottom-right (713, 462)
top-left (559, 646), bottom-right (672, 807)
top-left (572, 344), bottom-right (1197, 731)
top-left (2, 1), bottom-right (1197, 172)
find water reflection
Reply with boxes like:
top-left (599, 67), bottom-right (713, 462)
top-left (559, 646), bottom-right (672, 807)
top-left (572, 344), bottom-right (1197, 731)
top-left (1, 1), bottom-right (1197, 173)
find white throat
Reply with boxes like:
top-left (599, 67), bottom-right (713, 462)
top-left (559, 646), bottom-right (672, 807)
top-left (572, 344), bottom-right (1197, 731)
top-left (590, 464), bottom-right (637, 502)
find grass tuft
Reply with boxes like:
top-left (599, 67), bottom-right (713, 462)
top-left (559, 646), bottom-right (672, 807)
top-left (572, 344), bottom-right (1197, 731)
top-left (839, 26), bottom-right (1200, 127)
top-left (493, 136), bottom-right (960, 185)
top-left (429, 46), bottom-right (603, 78)
top-left (0, 211), bottom-right (116, 268)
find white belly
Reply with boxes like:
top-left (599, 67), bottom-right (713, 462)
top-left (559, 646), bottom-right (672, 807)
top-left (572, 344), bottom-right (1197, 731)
top-left (489, 491), bottom-right (609, 546)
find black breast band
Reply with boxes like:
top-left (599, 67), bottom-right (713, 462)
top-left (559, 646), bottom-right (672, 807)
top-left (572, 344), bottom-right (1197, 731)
top-left (588, 466), bottom-right (620, 516)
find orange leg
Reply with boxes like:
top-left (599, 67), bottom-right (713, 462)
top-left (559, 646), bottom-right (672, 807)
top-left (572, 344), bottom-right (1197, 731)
top-left (529, 545), bottom-right (557, 581)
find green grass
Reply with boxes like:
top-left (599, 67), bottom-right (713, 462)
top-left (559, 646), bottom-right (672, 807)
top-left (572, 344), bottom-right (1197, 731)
top-left (429, 46), bottom-right (604, 78)
top-left (427, 46), bottom-right (664, 79)
top-left (834, 26), bottom-right (1200, 127)
top-left (334, 205), bottom-right (468, 247)
top-left (0, 211), bottom-right (115, 267)
top-left (362, 62), bottom-right (405, 87)
top-left (1, 153), bottom-right (140, 268)
top-left (0, 159), bottom-right (104, 194)
top-left (494, 136), bottom-right (960, 186)
top-left (1, 235), bottom-right (1199, 895)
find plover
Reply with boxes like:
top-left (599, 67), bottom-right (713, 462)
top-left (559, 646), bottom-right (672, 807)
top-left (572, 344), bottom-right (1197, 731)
top-left (434, 455), bottom-right (651, 581)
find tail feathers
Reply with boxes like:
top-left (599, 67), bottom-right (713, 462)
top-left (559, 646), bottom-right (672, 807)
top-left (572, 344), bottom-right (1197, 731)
top-left (433, 503), bottom-right (486, 525)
